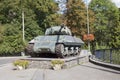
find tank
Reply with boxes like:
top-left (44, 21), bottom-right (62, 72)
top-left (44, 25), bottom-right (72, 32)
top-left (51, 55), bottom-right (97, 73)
top-left (25, 25), bottom-right (84, 58)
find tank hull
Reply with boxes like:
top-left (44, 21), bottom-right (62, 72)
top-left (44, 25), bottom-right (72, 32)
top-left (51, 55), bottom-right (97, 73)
top-left (33, 35), bottom-right (83, 53)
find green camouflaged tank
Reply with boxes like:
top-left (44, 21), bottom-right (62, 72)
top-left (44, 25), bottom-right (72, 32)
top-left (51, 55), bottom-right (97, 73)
top-left (26, 25), bottom-right (84, 58)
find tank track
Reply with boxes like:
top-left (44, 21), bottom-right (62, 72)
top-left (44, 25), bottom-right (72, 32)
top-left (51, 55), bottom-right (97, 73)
top-left (26, 43), bottom-right (81, 58)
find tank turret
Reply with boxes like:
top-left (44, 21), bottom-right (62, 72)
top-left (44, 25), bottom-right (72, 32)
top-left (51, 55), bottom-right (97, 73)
top-left (45, 26), bottom-right (72, 35)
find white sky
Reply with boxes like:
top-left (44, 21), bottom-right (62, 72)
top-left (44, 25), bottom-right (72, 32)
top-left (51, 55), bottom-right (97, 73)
top-left (112, 0), bottom-right (120, 8)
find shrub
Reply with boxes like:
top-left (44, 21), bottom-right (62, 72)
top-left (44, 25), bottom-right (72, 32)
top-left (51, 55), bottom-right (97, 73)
top-left (13, 60), bottom-right (29, 69)
top-left (51, 59), bottom-right (64, 66)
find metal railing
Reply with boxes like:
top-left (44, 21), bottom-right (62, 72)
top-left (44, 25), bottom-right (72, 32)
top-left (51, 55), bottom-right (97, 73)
top-left (94, 49), bottom-right (120, 65)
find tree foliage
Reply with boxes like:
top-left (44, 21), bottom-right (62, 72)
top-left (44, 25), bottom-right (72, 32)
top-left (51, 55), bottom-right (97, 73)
top-left (0, 25), bottom-right (4, 43)
top-left (89, 0), bottom-right (120, 48)
top-left (65, 0), bottom-right (95, 36)
top-left (0, 24), bottom-right (25, 55)
top-left (0, 0), bottom-right (61, 55)
top-left (25, 0), bottom-right (62, 31)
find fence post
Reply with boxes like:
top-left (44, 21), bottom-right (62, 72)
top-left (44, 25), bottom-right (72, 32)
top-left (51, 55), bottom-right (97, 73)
top-left (103, 50), bottom-right (105, 61)
top-left (110, 49), bottom-right (112, 63)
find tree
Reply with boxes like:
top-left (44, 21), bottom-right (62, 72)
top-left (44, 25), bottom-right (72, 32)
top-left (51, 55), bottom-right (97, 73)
top-left (0, 25), bottom-right (4, 43)
top-left (0, 0), bottom-right (61, 55)
top-left (28, 0), bottom-right (62, 31)
top-left (65, 0), bottom-right (95, 37)
top-left (110, 8), bottom-right (120, 48)
top-left (0, 0), bottom-right (61, 41)
top-left (0, 24), bottom-right (25, 55)
top-left (89, 0), bottom-right (120, 48)
top-left (21, 0), bottom-right (62, 40)
top-left (0, 0), bottom-right (21, 24)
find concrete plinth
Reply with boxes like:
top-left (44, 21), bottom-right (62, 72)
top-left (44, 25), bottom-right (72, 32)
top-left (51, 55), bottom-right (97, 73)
top-left (21, 56), bottom-right (89, 69)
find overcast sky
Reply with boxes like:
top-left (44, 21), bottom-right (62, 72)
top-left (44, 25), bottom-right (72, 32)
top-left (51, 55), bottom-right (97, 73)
top-left (112, 0), bottom-right (120, 8)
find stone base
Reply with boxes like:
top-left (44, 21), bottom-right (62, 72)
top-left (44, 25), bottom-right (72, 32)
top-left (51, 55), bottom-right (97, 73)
top-left (21, 56), bottom-right (89, 69)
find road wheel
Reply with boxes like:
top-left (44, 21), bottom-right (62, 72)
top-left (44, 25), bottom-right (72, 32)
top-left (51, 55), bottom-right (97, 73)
top-left (55, 44), bottom-right (65, 58)
top-left (76, 47), bottom-right (81, 56)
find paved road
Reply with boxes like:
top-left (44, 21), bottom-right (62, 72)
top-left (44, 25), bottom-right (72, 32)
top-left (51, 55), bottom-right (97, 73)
top-left (0, 62), bottom-right (119, 80)
top-left (33, 62), bottom-right (120, 80)
top-left (0, 58), bottom-right (16, 66)
top-left (0, 57), bottom-right (27, 66)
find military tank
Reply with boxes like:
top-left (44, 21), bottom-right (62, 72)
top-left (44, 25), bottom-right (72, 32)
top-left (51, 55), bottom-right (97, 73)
top-left (25, 25), bottom-right (84, 58)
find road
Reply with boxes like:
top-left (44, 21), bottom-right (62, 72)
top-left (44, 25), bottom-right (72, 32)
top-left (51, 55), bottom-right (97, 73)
top-left (32, 62), bottom-right (120, 80)
top-left (0, 57), bottom-right (21, 66)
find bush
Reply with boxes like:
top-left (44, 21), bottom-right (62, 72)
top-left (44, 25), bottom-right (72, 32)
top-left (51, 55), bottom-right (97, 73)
top-left (13, 60), bottom-right (29, 69)
top-left (51, 59), bottom-right (64, 66)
